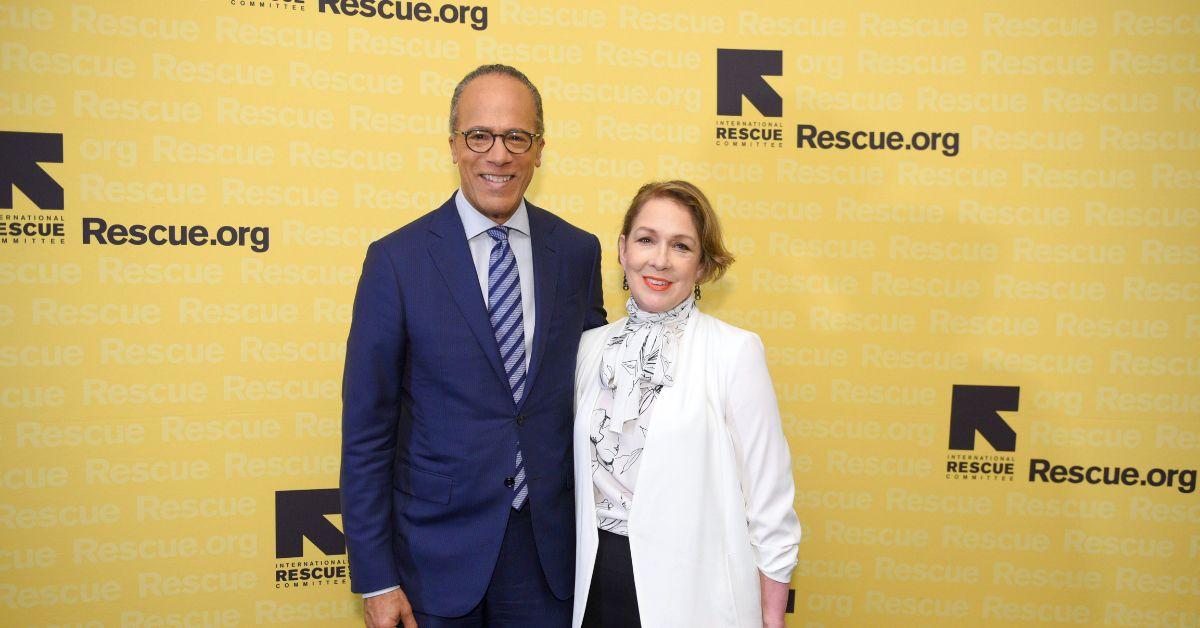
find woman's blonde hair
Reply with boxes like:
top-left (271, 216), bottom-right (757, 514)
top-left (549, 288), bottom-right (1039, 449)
top-left (620, 180), bottom-right (734, 283)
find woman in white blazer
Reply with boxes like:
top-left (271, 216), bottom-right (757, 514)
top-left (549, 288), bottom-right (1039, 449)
top-left (573, 181), bottom-right (801, 628)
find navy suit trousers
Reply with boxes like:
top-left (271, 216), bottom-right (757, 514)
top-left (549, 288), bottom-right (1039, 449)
top-left (412, 503), bottom-right (571, 627)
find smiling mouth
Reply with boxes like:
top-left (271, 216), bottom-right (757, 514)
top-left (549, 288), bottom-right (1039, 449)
top-left (643, 276), bottom-right (672, 291)
top-left (480, 174), bottom-right (515, 184)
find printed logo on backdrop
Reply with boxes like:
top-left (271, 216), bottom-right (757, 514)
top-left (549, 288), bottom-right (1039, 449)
top-left (232, 0), bottom-right (306, 12)
top-left (713, 49), bottom-right (962, 156)
top-left (274, 488), bottom-right (349, 589)
top-left (317, 0), bottom-right (489, 30)
top-left (944, 386), bottom-right (1200, 494)
top-left (945, 385), bottom-right (1018, 482)
top-left (714, 49), bottom-right (784, 148)
top-left (0, 131), bottom-right (66, 245)
top-left (0, 131), bottom-right (270, 251)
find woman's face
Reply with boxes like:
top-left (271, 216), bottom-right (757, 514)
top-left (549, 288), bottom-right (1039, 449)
top-left (618, 197), bottom-right (704, 313)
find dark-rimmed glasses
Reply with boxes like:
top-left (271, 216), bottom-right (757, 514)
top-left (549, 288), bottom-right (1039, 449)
top-left (455, 128), bottom-right (542, 154)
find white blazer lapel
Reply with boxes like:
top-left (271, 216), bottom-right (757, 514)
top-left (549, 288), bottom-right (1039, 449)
top-left (571, 321), bottom-right (618, 628)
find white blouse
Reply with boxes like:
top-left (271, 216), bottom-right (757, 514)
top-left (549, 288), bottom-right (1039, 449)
top-left (589, 296), bottom-right (694, 535)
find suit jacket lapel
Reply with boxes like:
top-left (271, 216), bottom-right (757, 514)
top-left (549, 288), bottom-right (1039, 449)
top-left (523, 203), bottom-right (558, 407)
top-left (426, 198), bottom-right (508, 388)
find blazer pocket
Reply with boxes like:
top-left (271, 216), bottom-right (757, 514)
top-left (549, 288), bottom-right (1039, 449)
top-left (393, 460), bottom-right (454, 505)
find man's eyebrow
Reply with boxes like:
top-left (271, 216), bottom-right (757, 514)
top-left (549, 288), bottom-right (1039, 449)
top-left (465, 125), bottom-right (532, 133)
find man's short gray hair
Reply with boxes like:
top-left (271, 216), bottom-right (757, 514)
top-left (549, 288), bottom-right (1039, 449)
top-left (448, 64), bottom-right (544, 135)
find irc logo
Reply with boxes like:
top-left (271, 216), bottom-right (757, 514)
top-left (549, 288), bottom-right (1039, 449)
top-left (716, 49), bottom-right (783, 118)
top-left (275, 488), bottom-right (345, 558)
top-left (948, 385), bottom-right (1018, 452)
top-left (0, 131), bottom-right (64, 210)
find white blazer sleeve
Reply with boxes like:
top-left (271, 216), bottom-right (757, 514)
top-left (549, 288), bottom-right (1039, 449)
top-left (725, 332), bottom-right (801, 583)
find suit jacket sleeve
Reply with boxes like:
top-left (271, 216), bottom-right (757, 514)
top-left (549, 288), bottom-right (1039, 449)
top-left (584, 234), bottom-right (607, 329)
top-left (725, 332), bottom-right (801, 583)
top-left (341, 241), bottom-right (404, 592)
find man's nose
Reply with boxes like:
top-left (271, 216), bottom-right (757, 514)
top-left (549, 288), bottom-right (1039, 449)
top-left (485, 138), bottom-right (513, 165)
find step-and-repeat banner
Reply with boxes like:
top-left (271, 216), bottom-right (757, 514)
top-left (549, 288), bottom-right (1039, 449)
top-left (2, 1), bottom-right (1197, 626)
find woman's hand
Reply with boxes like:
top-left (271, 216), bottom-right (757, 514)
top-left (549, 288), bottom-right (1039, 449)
top-left (759, 571), bottom-right (789, 628)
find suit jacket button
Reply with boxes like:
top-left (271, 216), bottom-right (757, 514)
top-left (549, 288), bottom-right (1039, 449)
top-left (504, 476), bottom-right (515, 488)
top-left (516, 414), bottom-right (526, 426)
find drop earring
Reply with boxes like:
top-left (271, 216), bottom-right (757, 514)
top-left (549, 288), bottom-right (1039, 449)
top-left (693, 284), bottom-right (701, 301)
top-left (622, 274), bottom-right (629, 290)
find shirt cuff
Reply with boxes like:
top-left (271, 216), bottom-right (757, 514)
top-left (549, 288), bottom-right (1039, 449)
top-left (363, 585), bottom-right (400, 599)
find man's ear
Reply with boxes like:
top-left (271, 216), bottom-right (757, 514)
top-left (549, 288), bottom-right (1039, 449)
top-left (449, 135), bottom-right (458, 164)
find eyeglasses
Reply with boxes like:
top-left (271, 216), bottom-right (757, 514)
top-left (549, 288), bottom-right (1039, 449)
top-left (455, 128), bottom-right (542, 154)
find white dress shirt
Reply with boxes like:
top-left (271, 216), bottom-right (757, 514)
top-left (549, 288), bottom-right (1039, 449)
top-left (364, 192), bottom-right (536, 600)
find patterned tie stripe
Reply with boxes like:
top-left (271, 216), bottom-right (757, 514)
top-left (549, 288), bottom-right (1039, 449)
top-left (487, 226), bottom-right (528, 509)
top-left (513, 450), bottom-right (527, 510)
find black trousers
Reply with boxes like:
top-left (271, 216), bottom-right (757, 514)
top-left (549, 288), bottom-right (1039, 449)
top-left (581, 529), bottom-right (642, 628)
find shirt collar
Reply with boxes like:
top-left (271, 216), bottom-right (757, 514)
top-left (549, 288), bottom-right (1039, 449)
top-left (455, 190), bottom-right (530, 240)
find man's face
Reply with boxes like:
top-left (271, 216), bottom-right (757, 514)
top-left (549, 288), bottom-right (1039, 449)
top-left (450, 74), bottom-right (543, 223)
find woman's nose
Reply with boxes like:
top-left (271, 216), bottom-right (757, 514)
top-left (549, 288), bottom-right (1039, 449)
top-left (649, 246), bottom-right (670, 269)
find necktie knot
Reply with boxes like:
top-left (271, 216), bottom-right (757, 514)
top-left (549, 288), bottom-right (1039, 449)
top-left (487, 226), bottom-right (510, 243)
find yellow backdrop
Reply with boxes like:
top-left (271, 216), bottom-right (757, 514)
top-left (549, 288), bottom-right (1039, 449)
top-left (1, 0), bottom-right (1197, 625)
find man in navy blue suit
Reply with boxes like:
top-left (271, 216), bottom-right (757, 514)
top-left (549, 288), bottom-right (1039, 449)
top-left (341, 64), bottom-right (606, 627)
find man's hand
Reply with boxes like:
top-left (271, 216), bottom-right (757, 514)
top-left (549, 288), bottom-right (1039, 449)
top-left (364, 587), bottom-right (417, 628)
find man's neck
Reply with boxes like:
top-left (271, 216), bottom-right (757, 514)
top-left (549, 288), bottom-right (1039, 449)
top-left (482, 208), bottom-right (517, 225)
top-left (455, 191), bottom-right (528, 236)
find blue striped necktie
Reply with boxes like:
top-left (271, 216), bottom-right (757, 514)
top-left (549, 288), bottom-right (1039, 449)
top-left (487, 226), bottom-right (528, 509)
